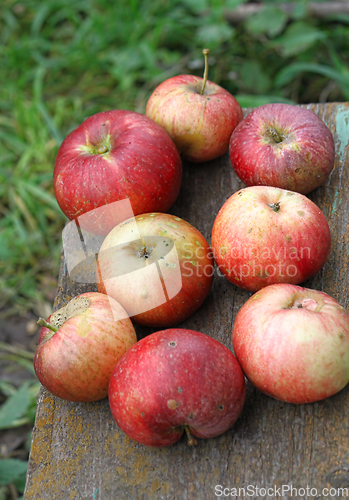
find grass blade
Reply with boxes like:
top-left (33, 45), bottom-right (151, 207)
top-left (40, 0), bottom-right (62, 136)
top-left (275, 62), bottom-right (349, 88)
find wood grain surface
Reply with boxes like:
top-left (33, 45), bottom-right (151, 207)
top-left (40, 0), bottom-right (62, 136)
top-left (24, 103), bottom-right (349, 500)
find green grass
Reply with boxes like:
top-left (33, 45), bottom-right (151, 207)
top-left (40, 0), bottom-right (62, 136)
top-left (0, 344), bottom-right (39, 500)
top-left (1, 0), bottom-right (349, 319)
top-left (1, 1), bottom-right (349, 497)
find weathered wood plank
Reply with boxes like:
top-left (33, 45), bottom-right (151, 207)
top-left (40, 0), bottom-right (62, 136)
top-left (24, 102), bottom-right (349, 500)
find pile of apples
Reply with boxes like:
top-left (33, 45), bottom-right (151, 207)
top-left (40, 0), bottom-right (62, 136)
top-left (34, 50), bottom-right (349, 448)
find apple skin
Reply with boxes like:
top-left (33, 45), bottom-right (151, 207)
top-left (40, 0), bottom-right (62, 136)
top-left (146, 75), bottom-right (243, 163)
top-left (108, 328), bottom-right (246, 447)
top-left (232, 284), bottom-right (349, 404)
top-left (34, 292), bottom-right (137, 402)
top-left (211, 186), bottom-right (331, 292)
top-left (97, 212), bottom-right (214, 328)
top-left (53, 110), bottom-right (182, 235)
top-left (229, 103), bottom-right (335, 194)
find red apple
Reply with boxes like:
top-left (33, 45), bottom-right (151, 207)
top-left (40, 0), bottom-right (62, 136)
top-left (96, 212), bottom-right (214, 328)
top-left (232, 284), bottom-right (349, 404)
top-left (229, 103), bottom-right (335, 194)
top-left (145, 49), bottom-right (243, 163)
top-left (211, 186), bottom-right (331, 292)
top-left (53, 110), bottom-right (182, 235)
top-left (108, 328), bottom-right (246, 447)
top-left (34, 292), bottom-right (137, 402)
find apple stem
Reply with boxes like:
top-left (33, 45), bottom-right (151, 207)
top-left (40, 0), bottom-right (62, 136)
top-left (184, 424), bottom-right (197, 446)
top-left (138, 245), bottom-right (151, 259)
top-left (37, 318), bottom-right (58, 333)
top-left (269, 202), bottom-right (281, 213)
top-left (97, 144), bottom-right (108, 154)
top-left (267, 128), bottom-right (285, 144)
top-left (200, 48), bottom-right (210, 96)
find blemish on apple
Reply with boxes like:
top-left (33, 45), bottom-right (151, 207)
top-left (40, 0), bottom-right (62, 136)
top-left (257, 269), bottom-right (270, 280)
top-left (167, 400), bottom-right (179, 410)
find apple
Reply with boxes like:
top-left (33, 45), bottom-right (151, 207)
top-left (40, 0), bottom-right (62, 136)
top-left (96, 212), bottom-right (214, 328)
top-left (145, 49), bottom-right (243, 163)
top-left (229, 103), bottom-right (335, 194)
top-left (53, 109), bottom-right (182, 235)
top-left (108, 328), bottom-right (246, 447)
top-left (232, 283), bottom-right (349, 404)
top-left (211, 186), bottom-right (331, 292)
top-left (34, 292), bottom-right (137, 402)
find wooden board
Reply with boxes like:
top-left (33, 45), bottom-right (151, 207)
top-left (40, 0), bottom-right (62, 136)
top-left (24, 103), bottom-right (349, 500)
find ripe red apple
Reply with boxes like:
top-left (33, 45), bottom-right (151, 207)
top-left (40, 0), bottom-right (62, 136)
top-left (34, 292), bottom-right (137, 402)
top-left (53, 110), bottom-right (182, 235)
top-left (96, 212), bottom-right (214, 328)
top-left (232, 284), bottom-right (349, 404)
top-left (229, 103), bottom-right (335, 194)
top-left (109, 328), bottom-right (246, 447)
top-left (146, 49), bottom-right (243, 163)
top-left (211, 186), bottom-right (331, 292)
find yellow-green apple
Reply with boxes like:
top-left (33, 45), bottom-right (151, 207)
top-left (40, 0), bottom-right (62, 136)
top-left (145, 50), bottom-right (243, 163)
top-left (108, 328), bottom-right (246, 447)
top-left (53, 110), bottom-right (182, 235)
top-left (96, 212), bottom-right (214, 328)
top-left (211, 186), bottom-right (331, 292)
top-left (34, 292), bottom-right (137, 402)
top-left (232, 284), bottom-right (349, 404)
top-left (229, 103), bottom-right (335, 194)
